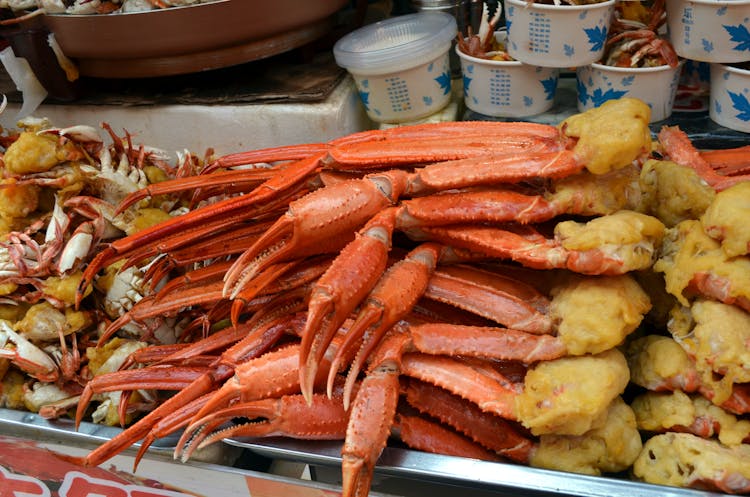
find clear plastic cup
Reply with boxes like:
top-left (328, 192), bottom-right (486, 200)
top-left (333, 12), bottom-right (458, 123)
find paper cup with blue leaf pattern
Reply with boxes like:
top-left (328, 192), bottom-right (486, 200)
top-left (456, 31), bottom-right (559, 117)
top-left (576, 62), bottom-right (684, 122)
top-left (666, 0), bottom-right (750, 63)
top-left (504, 0), bottom-right (615, 68)
top-left (709, 63), bottom-right (750, 132)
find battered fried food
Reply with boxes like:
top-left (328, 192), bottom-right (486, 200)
top-left (700, 181), bottom-right (750, 257)
top-left (633, 432), bottom-right (750, 494)
top-left (560, 97), bottom-right (652, 175)
top-left (531, 396), bottom-right (642, 475)
top-left (550, 273), bottom-right (651, 355)
top-left (516, 348), bottom-right (630, 436)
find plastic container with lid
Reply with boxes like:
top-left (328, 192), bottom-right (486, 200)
top-left (333, 12), bottom-right (458, 123)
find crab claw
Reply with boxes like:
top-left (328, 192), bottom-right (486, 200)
top-left (190, 344), bottom-right (305, 423)
top-left (178, 393), bottom-right (349, 462)
top-left (331, 242), bottom-right (442, 408)
top-left (223, 170), bottom-right (409, 299)
top-left (297, 208), bottom-right (398, 403)
top-left (341, 362), bottom-right (400, 497)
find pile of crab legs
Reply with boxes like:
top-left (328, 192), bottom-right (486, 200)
top-left (58, 98), bottom-right (750, 497)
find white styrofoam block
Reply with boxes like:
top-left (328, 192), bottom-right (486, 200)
top-left (0, 76), bottom-right (373, 159)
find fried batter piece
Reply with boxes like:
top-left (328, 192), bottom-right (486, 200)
top-left (550, 273), bottom-right (651, 355)
top-left (560, 97), bottom-right (652, 175)
top-left (638, 159), bottom-right (715, 228)
top-left (632, 390), bottom-right (750, 446)
top-left (516, 348), bottom-right (630, 436)
top-left (701, 181), bottom-right (750, 257)
top-left (633, 432), bottom-right (750, 494)
top-left (555, 210), bottom-right (666, 274)
top-left (654, 219), bottom-right (750, 309)
top-left (669, 300), bottom-right (750, 404)
top-left (626, 334), bottom-right (699, 393)
top-left (530, 396), bottom-right (642, 476)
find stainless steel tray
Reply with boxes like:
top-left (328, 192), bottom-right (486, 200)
top-left (225, 437), bottom-right (729, 497)
top-left (0, 406), bottom-right (178, 451)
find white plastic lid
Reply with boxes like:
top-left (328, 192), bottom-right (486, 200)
top-left (333, 12), bottom-right (457, 74)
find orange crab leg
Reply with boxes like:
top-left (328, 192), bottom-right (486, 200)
top-left (76, 152), bottom-right (325, 307)
top-left (401, 378), bottom-right (535, 463)
top-left (222, 170), bottom-right (409, 298)
top-left (341, 361), bottom-right (400, 497)
top-left (115, 166), bottom-right (283, 213)
top-left (403, 150), bottom-right (582, 194)
top-left (401, 353), bottom-right (520, 420)
top-left (190, 343), bottom-right (305, 422)
top-left (77, 367), bottom-right (209, 426)
top-left (99, 280), bottom-right (226, 345)
top-left (700, 144), bottom-right (750, 176)
top-left (326, 121), bottom-right (563, 170)
top-left (296, 209), bottom-right (398, 403)
top-left (143, 221), bottom-right (273, 287)
top-left (179, 393), bottom-right (349, 462)
top-left (230, 256), bottom-right (333, 325)
top-left (339, 325), bottom-right (526, 497)
top-left (410, 222), bottom-right (655, 276)
top-left (203, 142), bottom-right (329, 174)
top-left (409, 323), bottom-right (567, 364)
top-left (152, 260), bottom-right (234, 301)
top-left (229, 261), bottom-right (303, 326)
top-left (394, 189), bottom-right (564, 229)
top-left (425, 265), bottom-right (552, 334)
top-left (134, 392), bottom-right (215, 469)
top-left (658, 126), bottom-right (750, 191)
top-left (332, 243), bottom-right (442, 407)
top-left (393, 413), bottom-right (503, 462)
top-left (329, 120), bottom-right (561, 147)
top-left (70, 364), bottom-right (234, 468)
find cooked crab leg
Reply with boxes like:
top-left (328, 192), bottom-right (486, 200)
top-left (99, 279), bottom-right (226, 345)
top-left (70, 363), bottom-right (235, 468)
top-left (700, 144), bottom-right (750, 176)
top-left (222, 172), bottom-right (409, 298)
top-left (204, 143), bottom-right (329, 172)
top-left (425, 265), bottom-right (552, 334)
top-left (296, 209), bottom-right (398, 403)
top-left (408, 210), bottom-right (664, 275)
top-left (133, 392), bottom-right (215, 468)
top-left (205, 120), bottom-right (562, 174)
top-left (658, 126), bottom-right (750, 191)
top-left (179, 392), bottom-right (350, 462)
top-left (114, 166), bottom-right (284, 213)
top-left (401, 378), bottom-right (535, 463)
top-left (392, 413), bottom-right (503, 462)
top-left (76, 152), bottom-right (326, 307)
top-left (330, 243), bottom-right (443, 404)
top-left (223, 151), bottom-right (582, 299)
top-left (342, 360), bottom-right (400, 497)
top-left (341, 327), bottom-right (524, 497)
